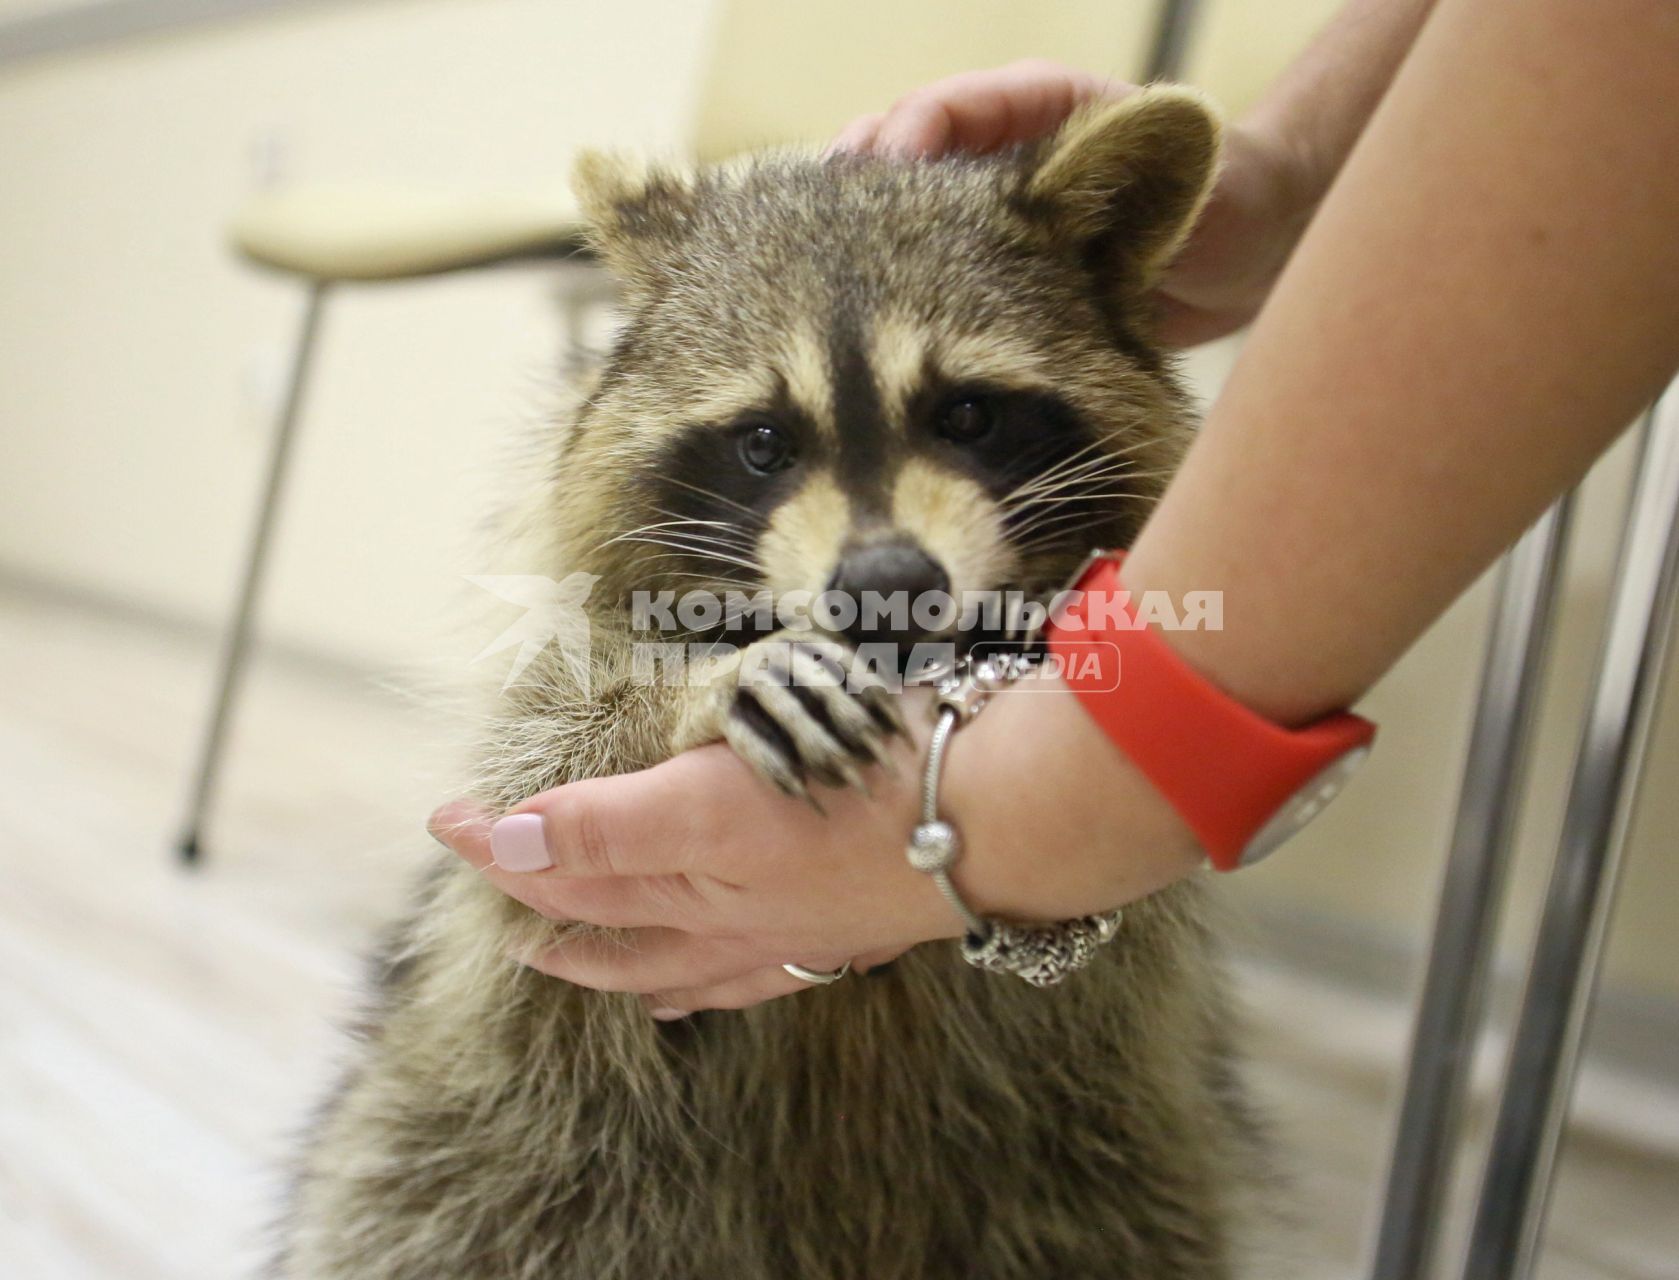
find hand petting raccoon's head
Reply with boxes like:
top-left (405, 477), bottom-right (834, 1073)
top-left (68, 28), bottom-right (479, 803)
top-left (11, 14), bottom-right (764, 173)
top-left (564, 86), bottom-right (1221, 648)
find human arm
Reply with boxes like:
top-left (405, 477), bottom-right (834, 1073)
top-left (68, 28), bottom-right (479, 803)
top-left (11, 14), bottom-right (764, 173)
top-left (1124, 0), bottom-right (1679, 725)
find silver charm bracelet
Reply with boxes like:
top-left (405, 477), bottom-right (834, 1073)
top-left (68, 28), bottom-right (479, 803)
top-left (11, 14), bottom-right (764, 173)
top-left (904, 652), bottom-right (1123, 988)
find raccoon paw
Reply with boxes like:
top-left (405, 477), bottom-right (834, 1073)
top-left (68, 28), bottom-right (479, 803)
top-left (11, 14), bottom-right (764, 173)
top-left (723, 633), bottom-right (907, 802)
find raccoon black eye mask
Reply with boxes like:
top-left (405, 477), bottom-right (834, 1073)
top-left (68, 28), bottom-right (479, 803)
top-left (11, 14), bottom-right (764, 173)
top-left (274, 86), bottom-right (1261, 1280)
top-left (646, 383), bottom-right (1106, 611)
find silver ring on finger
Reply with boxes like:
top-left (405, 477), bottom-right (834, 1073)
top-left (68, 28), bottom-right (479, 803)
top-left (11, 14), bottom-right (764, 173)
top-left (782, 960), bottom-right (851, 985)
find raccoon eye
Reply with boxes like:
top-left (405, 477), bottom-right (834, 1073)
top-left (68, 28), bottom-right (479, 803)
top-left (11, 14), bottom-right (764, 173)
top-left (738, 422), bottom-right (796, 475)
top-left (937, 396), bottom-right (995, 444)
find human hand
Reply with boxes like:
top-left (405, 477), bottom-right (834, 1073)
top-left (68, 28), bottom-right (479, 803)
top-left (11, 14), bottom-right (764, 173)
top-left (833, 60), bottom-right (1312, 347)
top-left (430, 672), bottom-right (1201, 1018)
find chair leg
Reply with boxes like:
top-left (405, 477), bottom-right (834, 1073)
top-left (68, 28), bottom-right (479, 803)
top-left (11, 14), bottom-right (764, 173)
top-left (1458, 386), bottom-right (1679, 1280)
top-left (1143, 0), bottom-right (1202, 81)
top-left (174, 281), bottom-right (330, 867)
top-left (553, 257), bottom-right (615, 373)
top-left (1366, 493), bottom-right (1573, 1280)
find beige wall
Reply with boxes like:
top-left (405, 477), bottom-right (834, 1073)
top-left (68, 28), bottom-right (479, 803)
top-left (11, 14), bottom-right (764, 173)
top-left (1185, 0), bottom-right (1345, 112)
top-left (0, 0), bottom-right (714, 668)
top-left (1, 0), bottom-right (1672, 1001)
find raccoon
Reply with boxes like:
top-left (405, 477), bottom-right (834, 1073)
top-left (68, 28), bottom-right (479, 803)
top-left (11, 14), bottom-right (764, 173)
top-left (275, 87), bottom-right (1259, 1279)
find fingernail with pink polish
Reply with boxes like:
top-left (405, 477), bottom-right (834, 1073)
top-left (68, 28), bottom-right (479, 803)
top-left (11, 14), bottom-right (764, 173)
top-left (490, 812), bottom-right (552, 872)
top-left (649, 1007), bottom-right (689, 1022)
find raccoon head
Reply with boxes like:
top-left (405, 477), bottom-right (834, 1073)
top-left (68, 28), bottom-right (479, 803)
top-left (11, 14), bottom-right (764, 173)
top-left (566, 86), bottom-right (1220, 652)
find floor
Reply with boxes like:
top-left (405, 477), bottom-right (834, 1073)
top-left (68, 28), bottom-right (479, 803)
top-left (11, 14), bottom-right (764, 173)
top-left (1, 584), bottom-right (1675, 1280)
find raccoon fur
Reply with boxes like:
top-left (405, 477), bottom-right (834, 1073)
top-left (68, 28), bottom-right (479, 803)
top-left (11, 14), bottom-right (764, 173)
top-left (274, 87), bottom-right (1260, 1279)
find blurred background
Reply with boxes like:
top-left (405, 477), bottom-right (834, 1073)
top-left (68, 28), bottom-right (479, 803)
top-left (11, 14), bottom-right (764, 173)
top-left (0, 1), bottom-right (1674, 1277)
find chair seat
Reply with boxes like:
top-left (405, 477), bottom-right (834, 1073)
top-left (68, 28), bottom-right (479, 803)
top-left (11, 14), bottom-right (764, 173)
top-left (229, 186), bottom-right (590, 282)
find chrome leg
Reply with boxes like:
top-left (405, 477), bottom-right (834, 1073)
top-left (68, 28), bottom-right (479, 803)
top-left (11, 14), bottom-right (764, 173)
top-left (1367, 496), bottom-right (1573, 1280)
top-left (1144, 0), bottom-right (1201, 81)
top-left (1458, 387), bottom-right (1679, 1279)
top-left (552, 258), bottom-right (615, 376)
top-left (173, 282), bottom-right (329, 866)
top-left (558, 264), bottom-right (593, 360)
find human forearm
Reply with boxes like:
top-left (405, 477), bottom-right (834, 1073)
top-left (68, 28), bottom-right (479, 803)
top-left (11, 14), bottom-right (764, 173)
top-left (1152, 0), bottom-right (1438, 343)
top-left (1243, 0), bottom-right (1438, 211)
top-left (1128, 0), bottom-right (1679, 726)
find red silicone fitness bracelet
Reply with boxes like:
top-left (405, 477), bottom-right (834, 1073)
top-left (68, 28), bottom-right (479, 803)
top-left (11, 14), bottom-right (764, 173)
top-left (1044, 552), bottom-right (1376, 871)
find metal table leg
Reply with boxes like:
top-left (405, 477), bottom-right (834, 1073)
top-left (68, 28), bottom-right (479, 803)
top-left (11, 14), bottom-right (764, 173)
top-left (173, 281), bottom-right (329, 866)
top-left (1367, 495), bottom-right (1573, 1280)
top-left (1457, 387), bottom-right (1679, 1279)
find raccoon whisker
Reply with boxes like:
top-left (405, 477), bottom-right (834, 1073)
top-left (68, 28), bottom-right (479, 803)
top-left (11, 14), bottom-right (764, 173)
top-left (1005, 430), bottom-right (1162, 493)
top-left (1017, 489), bottom-right (1157, 514)
top-left (1003, 468), bottom-right (1135, 513)
top-left (1014, 516), bottom-right (1131, 556)
top-left (622, 539), bottom-right (765, 576)
top-left (1000, 473), bottom-right (1135, 507)
top-left (1007, 467), bottom-right (1176, 525)
top-left (1000, 430), bottom-right (1161, 500)
top-left (1004, 438), bottom-right (1107, 484)
top-left (1004, 476), bottom-right (1141, 524)
top-left (1092, 433), bottom-right (1170, 459)
top-left (1016, 440), bottom-right (1150, 483)
top-left (1106, 465), bottom-right (1176, 482)
top-left (1010, 517), bottom-right (1100, 548)
top-left (606, 526), bottom-right (758, 559)
top-left (1013, 535), bottom-right (1107, 561)
top-left (663, 476), bottom-right (762, 521)
top-left (611, 516), bottom-right (747, 540)
top-left (1001, 456), bottom-right (1141, 509)
top-left (607, 512), bottom-right (755, 547)
top-left (648, 507), bottom-right (757, 536)
top-left (655, 569), bottom-right (754, 585)
top-left (603, 538), bottom-right (754, 573)
top-left (1000, 443), bottom-right (1122, 502)
top-left (1011, 502), bottom-right (1135, 537)
top-left (649, 524), bottom-right (758, 557)
top-left (646, 533), bottom-right (762, 561)
top-left (1009, 494), bottom-right (1157, 540)
top-left (616, 529), bottom-right (758, 556)
top-left (650, 570), bottom-right (761, 596)
top-left (628, 547), bottom-right (765, 578)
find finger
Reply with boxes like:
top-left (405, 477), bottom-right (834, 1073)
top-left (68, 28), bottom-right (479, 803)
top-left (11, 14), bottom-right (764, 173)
top-left (428, 798), bottom-right (493, 862)
top-left (644, 963), bottom-right (826, 1017)
top-left (431, 807), bottom-right (700, 926)
top-left (876, 61), bottom-right (1122, 157)
top-left (874, 94), bottom-right (957, 158)
top-left (431, 745), bottom-right (836, 907)
top-left (517, 871), bottom-right (717, 929)
top-left (1150, 292), bottom-right (1248, 349)
top-left (524, 927), bottom-right (762, 994)
top-left (474, 752), bottom-right (731, 879)
top-left (828, 111), bottom-right (885, 155)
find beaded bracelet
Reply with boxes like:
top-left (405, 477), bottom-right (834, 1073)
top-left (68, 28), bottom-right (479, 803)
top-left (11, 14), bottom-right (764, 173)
top-left (904, 652), bottom-right (1123, 988)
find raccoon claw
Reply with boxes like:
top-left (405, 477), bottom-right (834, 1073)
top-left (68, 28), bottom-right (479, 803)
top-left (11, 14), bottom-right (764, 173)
top-left (857, 681), bottom-right (909, 741)
top-left (723, 635), bottom-right (904, 800)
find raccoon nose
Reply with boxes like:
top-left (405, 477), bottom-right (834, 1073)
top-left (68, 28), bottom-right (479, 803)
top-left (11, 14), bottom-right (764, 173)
top-left (826, 542), bottom-right (951, 646)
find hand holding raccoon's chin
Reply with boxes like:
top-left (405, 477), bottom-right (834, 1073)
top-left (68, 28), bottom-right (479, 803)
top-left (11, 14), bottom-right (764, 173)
top-left (429, 671), bottom-right (1201, 1015)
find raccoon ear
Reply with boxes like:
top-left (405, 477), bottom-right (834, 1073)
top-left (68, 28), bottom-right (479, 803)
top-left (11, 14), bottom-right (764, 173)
top-left (1019, 86), bottom-right (1222, 291)
top-left (572, 150), bottom-right (699, 292)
